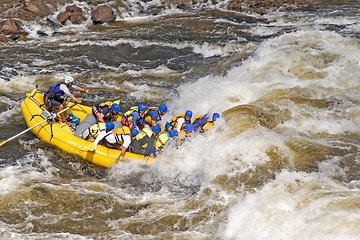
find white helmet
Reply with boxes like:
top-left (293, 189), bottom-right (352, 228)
top-left (65, 76), bottom-right (76, 85)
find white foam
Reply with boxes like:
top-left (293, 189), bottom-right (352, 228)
top-left (223, 170), bottom-right (360, 240)
top-left (0, 75), bottom-right (37, 92)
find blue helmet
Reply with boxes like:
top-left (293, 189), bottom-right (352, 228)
top-left (212, 113), bottom-right (220, 121)
top-left (106, 122), bottom-right (115, 130)
top-left (131, 129), bottom-right (139, 136)
top-left (138, 104), bottom-right (146, 111)
top-left (158, 104), bottom-right (167, 112)
top-left (203, 113), bottom-right (209, 121)
top-left (169, 130), bottom-right (178, 138)
top-left (185, 110), bottom-right (192, 118)
top-left (111, 103), bottom-right (120, 112)
top-left (184, 123), bottom-right (194, 132)
top-left (152, 125), bottom-right (161, 133)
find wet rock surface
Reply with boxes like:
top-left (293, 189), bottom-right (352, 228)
top-left (0, 0), bottom-right (313, 42)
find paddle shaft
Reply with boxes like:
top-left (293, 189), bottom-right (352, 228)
top-left (0, 103), bottom-right (77, 147)
top-left (144, 148), bottom-right (155, 162)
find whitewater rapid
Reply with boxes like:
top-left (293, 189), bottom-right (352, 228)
top-left (1, 1), bottom-right (360, 239)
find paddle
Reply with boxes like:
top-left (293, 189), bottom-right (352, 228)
top-left (0, 102), bottom-right (77, 147)
top-left (144, 148), bottom-right (155, 162)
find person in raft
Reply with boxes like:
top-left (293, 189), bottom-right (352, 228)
top-left (129, 125), bottom-right (161, 160)
top-left (92, 122), bottom-right (133, 161)
top-left (152, 129), bottom-right (178, 156)
top-left (177, 123), bottom-right (195, 142)
top-left (165, 110), bottom-right (193, 132)
top-left (121, 104), bottom-right (147, 130)
top-left (92, 101), bottom-right (120, 124)
top-left (44, 76), bottom-right (90, 123)
top-left (200, 112), bottom-right (220, 131)
top-left (143, 104), bottom-right (168, 128)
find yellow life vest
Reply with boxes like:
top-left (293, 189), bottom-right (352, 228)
top-left (169, 113), bottom-right (191, 130)
top-left (134, 128), bottom-right (154, 149)
top-left (113, 126), bottom-right (131, 144)
top-left (89, 122), bottom-right (106, 138)
top-left (124, 106), bottom-right (146, 122)
top-left (169, 113), bottom-right (185, 127)
top-left (192, 114), bottom-right (206, 126)
top-left (202, 121), bottom-right (214, 131)
top-left (144, 107), bottom-right (161, 125)
top-left (154, 132), bottom-right (169, 150)
top-left (124, 106), bottom-right (138, 117)
top-left (178, 130), bottom-right (186, 137)
top-left (98, 100), bottom-right (120, 119)
top-left (135, 127), bottom-right (153, 141)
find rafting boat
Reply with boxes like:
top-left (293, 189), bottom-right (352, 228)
top-left (20, 88), bottom-right (155, 168)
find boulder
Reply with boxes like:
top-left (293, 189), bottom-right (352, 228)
top-left (227, 0), bottom-right (244, 11)
top-left (57, 5), bottom-right (86, 25)
top-left (18, 34), bottom-right (28, 41)
top-left (0, 34), bottom-right (10, 43)
top-left (91, 5), bottom-right (116, 24)
top-left (70, 12), bottom-right (87, 24)
top-left (0, 19), bottom-right (23, 35)
top-left (25, 0), bottom-right (53, 18)
top-left (67, 5), bottom-right (86, 24)
top-left (9, 0), bottom-right (55, 21)
top-left (57, 11), bottom-right (71, 25)
top-left (9, 8), bottom-right (41, 21)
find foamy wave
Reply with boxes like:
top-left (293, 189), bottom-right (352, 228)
top-left (223, 170), bottom-right (360, 240)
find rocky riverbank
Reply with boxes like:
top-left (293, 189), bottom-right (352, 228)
top-left (0, 0), bottom-right (313, 42)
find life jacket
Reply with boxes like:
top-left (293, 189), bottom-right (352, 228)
top-left (134, 127), bottom-right (153, 149)
top-left (154, 132), bottom-right (169, 150)
top-left (124, 106), bottom-right (146, 123)
top-left (202, 121), bottom-right (214, 131)
top-left (192, 114), bottom-right (206, 126)
top-left (144, 107), bottom-right (161, 125)
top-left (169, 113), bottom-right (191, 130)
top-left (45, 83), bottom-right (65, 98)
top-left (113, 126), bottom-right (132, 144)
top-left (96, 101), bottom-right (118, 119)
top-left (135, 127), bottom-right (153, 141)
top-left (89, 122), bottom-right (106, 138)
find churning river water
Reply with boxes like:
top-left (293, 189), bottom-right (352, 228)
top-left (1, 0), bottom-right (360, 239)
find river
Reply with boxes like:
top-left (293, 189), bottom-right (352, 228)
top-left (1, 0), bottom-right (360, 239)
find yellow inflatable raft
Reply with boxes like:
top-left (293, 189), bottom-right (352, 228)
top-left (20, 88), bottom-right (154, 168)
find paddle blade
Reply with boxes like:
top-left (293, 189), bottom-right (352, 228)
top-left (0, 140), bottom-right (9, 147)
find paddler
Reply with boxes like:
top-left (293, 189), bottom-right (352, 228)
top-left (128, 125), bottom-right (161, 160)
top-left (192, 113), bottom-right (210, 133)
top-left (143, 104), bottom-right (168, 128)
top-left (92, 101), bottom-right (120, 124)
top-left (201, 113), bottom-right (220, 131)
top-left (121, 104), bottom-right (147, 130)
top-left (81, 122), bottom-right (107, 141)
top-left (177, 123), bottom-right (194, 138)
top-left (153, 129), bottom-right (178, 156)
top-left (165, 110), bottom-right (193, 132)
top-left (92, 122), bottom-right (134, 161)
top-left (44, 76), bottom-right (90, 123)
